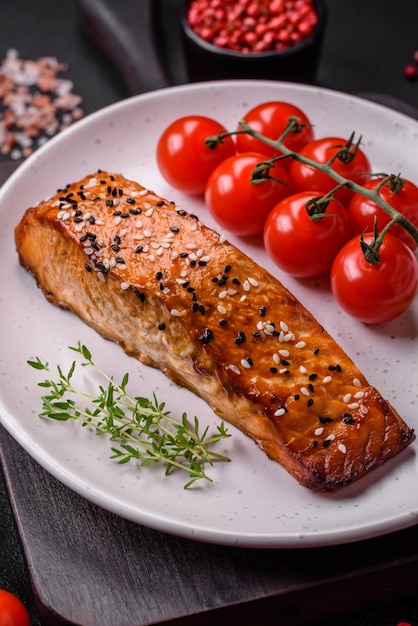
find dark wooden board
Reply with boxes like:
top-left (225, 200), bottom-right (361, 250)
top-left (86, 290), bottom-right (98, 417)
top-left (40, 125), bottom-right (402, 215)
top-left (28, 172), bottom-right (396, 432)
top-left (2, 423), bottom-right (418, 626)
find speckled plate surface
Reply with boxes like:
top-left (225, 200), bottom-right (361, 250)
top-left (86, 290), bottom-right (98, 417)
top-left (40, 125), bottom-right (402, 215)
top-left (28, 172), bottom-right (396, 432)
top-left (0, 80), bottom-right (417, 548)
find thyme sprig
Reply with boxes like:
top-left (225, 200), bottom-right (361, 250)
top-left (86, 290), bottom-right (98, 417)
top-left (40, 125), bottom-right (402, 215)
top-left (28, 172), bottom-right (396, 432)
top-left (207, 120), bottom-right (418, 262)
top-left (28, 342), bottom-right (231, 489)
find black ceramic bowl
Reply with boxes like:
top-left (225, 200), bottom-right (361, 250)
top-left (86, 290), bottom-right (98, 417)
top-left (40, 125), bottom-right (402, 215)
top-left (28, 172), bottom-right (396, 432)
top-left (182, 0), bottom-right (326, 84)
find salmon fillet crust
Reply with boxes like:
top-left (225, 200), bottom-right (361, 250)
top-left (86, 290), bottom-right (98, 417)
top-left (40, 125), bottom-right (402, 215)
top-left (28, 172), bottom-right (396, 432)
top-left (15, 171), bottom-right (415, 492)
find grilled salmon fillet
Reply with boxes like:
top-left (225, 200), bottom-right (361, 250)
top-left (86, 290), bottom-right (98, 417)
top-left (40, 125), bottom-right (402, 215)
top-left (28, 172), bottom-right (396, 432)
top-left (15, 171), bottom-right (415, 492)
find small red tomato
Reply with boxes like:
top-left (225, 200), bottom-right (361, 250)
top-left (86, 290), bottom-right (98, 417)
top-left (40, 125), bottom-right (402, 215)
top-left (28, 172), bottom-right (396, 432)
top-left (0, 590), bottom-right (30, 626)
top-left (156, 115), bottom-right (236, 195)
top-left (205, 152), bottom-right (291, 236)
top-left (331, 232), bottom-right (418, 323)
top-left (263, 191), bottom-right (352, 277)
top-left (348, 175), bottom-right (418, 251)
top-left (235, 101), bottom-right (314, 164)
top-left (288, 136), bottom-right (371, 206)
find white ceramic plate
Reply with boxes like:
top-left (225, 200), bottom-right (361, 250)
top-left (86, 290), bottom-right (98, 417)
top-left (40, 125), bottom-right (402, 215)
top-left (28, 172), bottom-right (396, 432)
top-left (0, 80), bottom-right (417, 549)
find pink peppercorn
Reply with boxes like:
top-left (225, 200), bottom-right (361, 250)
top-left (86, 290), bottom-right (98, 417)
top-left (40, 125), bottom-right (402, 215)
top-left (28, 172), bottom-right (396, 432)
top-left (186, 0), bottom-right (319, 53)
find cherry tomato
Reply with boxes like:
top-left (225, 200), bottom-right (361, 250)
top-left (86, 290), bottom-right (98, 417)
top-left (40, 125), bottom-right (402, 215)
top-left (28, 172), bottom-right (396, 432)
top-left (235, 101), bottom-right (314, 164)
top-left (205, 152), bottom-right (291, 236)
top-left (288, 136), bottom-right (371, 206)
top-left (263, 191), bottom-right (352, 277)
top-left (348, 175), bottom-right (418, 251)
top-left (156, 115), bottom-right (236, 195)
top-left (0, 590), bottom-right (30, 626)
top-left (331, 232), bottom-right (418, 323)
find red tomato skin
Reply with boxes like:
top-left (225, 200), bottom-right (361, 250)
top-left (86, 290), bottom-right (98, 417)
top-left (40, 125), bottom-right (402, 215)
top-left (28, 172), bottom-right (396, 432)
top-left (205, 152), bottom-right (291, 236)
top-left (331, 233), bottom-right (418, 323)
top-left (0, 590), bottom-right (30, 626)
top-left (235, 101), bottom-right (314, 164)
top-left (263, 191), bottom-right (352, 278)
top-left (348, 176), bottom-right (418, 251)
top-left (156, 115), bottom-right (236, 195)
top-left (288, 137), bottom-right (371, 206)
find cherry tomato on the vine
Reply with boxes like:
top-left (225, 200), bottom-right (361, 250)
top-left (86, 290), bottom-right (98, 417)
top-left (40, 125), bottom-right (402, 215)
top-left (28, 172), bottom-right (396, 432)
top-left (263, 191), bottom-right (352, 278)
top-left (348, 175), bottom-right (418, 251)
top-left (0, 590), bottom-right (30, 626)
top-left (331, 232), bottom-right (418, 323)
top-left (288, 136), bottom-right (371, 206)
top-left (156, 115), bottom-right (236, 195)
top-left (235, 101), bottom-right (314, 164)
top-left (205, 152), bottom-right (291, 237)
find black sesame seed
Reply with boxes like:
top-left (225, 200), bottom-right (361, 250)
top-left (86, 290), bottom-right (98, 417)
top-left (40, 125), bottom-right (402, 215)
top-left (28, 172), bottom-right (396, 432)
top-left (294, 394), bottom-right (300, 400)
top-left (309, 373), bottom-right (318, 380)
top-left (180, 252), bottom-right (189, 258)
top-left (342, 414), bottom-right (356, 425)
top-left (135, 290), bottom-right (146, 302)
top-left (75, 209), bottom-right (83, 216)
top-left (89, 216), bottom-right (96, 224)
top-left (106, 199), bottom-right (114, 207)
top-left (212, 277), bottom-right (219, 283)
top-left (224, 264), bottom-right (232, 273)
top-left (86, 231), bottom-right (96, 240)
top-left (319, 416), bottom-right (334, 424)
top-left (312, 440), bottom-right (318, 448)
top-left (118, 188), bottom-right (123, 196)
top-left (158, 322), bottom-right (166, 331)
top-left (85, 263), bottom-right (92, 272)
top-left (198, 260), bottom-right (207, 266)
top-left (112, 187), bottom-right (117, 196)
top-left (259, 306), bottom-right (266, 316)
top-left (232, 278), bottom-right (241, 285)
top-left (107, 185), bottom-right (112, 193)
top-left (322, 439), bottom-right (331, 448)
top-left (308, 383), bottom-right (315, 393)
top-left (234, 331), bottom-right (246, 345)
top-left (111, 244), bottom-right (120, 252)
top-left (219, 319), bottom-right (228, 326)
top-left (74, 217), bottom-right (83, 223)
top-left (114, 236), bottom-right (121, 243)
top-left (129, 209), bottom-right (140, 215)
top-left (199, 328), bottom-right (214, 344)
top-left (155, 271), bottom-right (163, 280)
top-left (135, 246), bottom-right (143, 253)
top-left (269, 367), bottom-right (278, 373)
top-left (80, 234), bottom-right (88, 242)
top-left (170, 226), bottom-right (179, 232)
top-left (127, 197), bottom-right (136, 204)
top-left (281, 359), bottom-right (290, 366)
top-left (307, 398), bottom-right (314, 407)
top-left (156, 200), bottom-right (165, 206)
top-left (96, 262), bottom-right (108, 273)
top-left (314, 348), bottom-right (320, 355)
top-left (198, 305), bottom-right (206, 315)
top-left (191, 303), bottom-right (199, 312)
top-left (246, 357), bottom-right (254, 366)
top-left (218, 277), bottom-right (227, 286)
top-left (177, 209), bottom-right (187, 216)
top-left (91, 242), bottom-right (100, 251)
top-left (253, 331), bottom-right (261, 337)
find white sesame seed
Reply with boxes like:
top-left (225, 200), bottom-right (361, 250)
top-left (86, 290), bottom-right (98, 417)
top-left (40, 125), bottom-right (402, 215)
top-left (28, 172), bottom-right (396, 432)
top-left (347, 402), bottom-right (360, 410)
top-left (299, 365), bottom-right (307, 374)
top-left (97, 272), bottom-right (105, 283)
top-left (196, 248), bottom-right (204, 257)
top-left (114, 216), bottom-right (122, 225)
top-left (219, 234), bottom-right (226, 243)
top-left (300, 387), bottom-right (310, 396)
top-left (186, 243), bottom-right (197, 249)
top-left (74, 222), bottom-right (84, 232)
top-left (112, 198), bottom-right (119, 207)
top-left (353, 378), bottom-right (362, 387)
top-left (240, 295), bottom-right (247, 302)
top-left (338, 443), bottom-right (347, 454)
top-left (145, 208), bottom-right (154, 217)
top-left (84, 247), bottom-right (94, 256)
top-left (156, 247), bottom-right (164, 256)
top-left (151, 242), bottom-right (160, 249)
top-left (219, 290), bottom-right (228, 299)
top-left (241, 359), bottom-right (252, 369)
top-left (120, 282), bottom-right (130, 290)
top-left (135, 219), bottom-right (143, 229)
top-left (138, 189), bottom-right (148, 196)
top-left (243, 280), bottom-right (251, 291)
top-left (273, 353), bottom-right (281, 365)
top-left (325, 434), bottom-right (336, 442)
top-left (227, 289), bottom-right (237, 296)
top-left (295, 341), bottom-right (306, 349)
top-left (144, 230), bottom-right (153, 238)
top-left (171, 251), bottom-right (179, 260)
top-left (256, 321), bottom-right (264, 331)
top-left (314, 427), bottom-right (324, 436)
top-left (189, 253), bottom-right (198, 261)
top-left (278, 349), bottom-right (289, 357)
top-left (265, 324), bottom-right (275, 334)
top-left (142, 245), bottom-right (149, 252)
top-left (217, 305), bottom-right (227, 314)
top-left (360, 405), bottom-right (369, 415)
top-left (322, 375), bottom-right (332, 383)
top-left (280, 321), bottom-right (289, 332)
top-left (284, 333), bottom-right (294, 342)
top-left (354, 391), bottom-right (365, 399)
top-left (343, 393), bottom-right (352, 403)
top-left (279, 368), bottom-right (288, 374)
top-left (170, 309), bottom-right (181, 317)
top-left (274, 407), bottom-right (286, 417)
top-left (200, 255), bottom-right (211, 263)
top-left (248, 277), bottom-right (259, 287)
top-left (148, 254), bottom-right (156, 262)
top-left (229, 364), bottom-right (241, 375)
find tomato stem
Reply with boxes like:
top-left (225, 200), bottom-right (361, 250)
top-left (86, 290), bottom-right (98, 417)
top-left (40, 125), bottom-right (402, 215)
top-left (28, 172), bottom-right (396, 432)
top-left (232, 119), bottom-right (418, 248)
